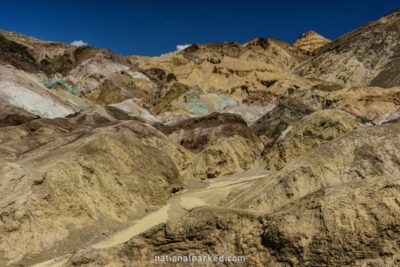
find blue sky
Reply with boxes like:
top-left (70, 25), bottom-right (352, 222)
top-left (0, 1), bottom-right (398, 56)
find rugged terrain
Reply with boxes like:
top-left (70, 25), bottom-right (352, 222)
top-left (0, 9), bottom-right (400, 267)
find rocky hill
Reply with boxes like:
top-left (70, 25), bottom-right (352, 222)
top-left (0, 9), bottom-right (400, 267)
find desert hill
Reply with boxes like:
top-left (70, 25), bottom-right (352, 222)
top-left (0, 9), bottom-right (400, 267)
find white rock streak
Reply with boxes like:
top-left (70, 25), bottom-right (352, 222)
top-left (0, 81), bottom-right (75, 118)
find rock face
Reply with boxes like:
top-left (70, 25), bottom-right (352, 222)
top-left (292, 30), bottom-right (331, 54)
top-left (1, 8), bottom-right (400, 267)
top-left (160, 112), bottom-right (263, 179)
top-left (0, 32), bottom-right (41, 73)
top-left (296, 9), bottom-right (400, 88)
top-left (161, 112), bottom-right (259, 151)
top-left (229, 123), bottom-right (400, 212)
top-left (191, 135), bottom-right (262, 179)
top-left (260, 174), bottom-right (400, 266)
top-left (262, 109), bottom-right (361, 170)
top-left (251, 98), bottom-right (314, 143)
top-left (0, 65), bottom-right (82, 118)
top-left (109, 98), bottom-right (159, 123)
top-left (326, 86), bottom-right (400, 124)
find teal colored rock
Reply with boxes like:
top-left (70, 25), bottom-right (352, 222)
top-left (187, 100), bottom-right (209, 115)
top-left (213, 95), bottom-right (235, 111)
top-left (31, 74), bottom-right (81, 96)
top-left (184, 89), bottom-right (210, 115)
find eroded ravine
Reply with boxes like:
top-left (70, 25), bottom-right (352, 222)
top-left (33, 163), bottom-right (270, 266)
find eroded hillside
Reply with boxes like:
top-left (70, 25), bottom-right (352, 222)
top-left (0, 9), bottom-right (400, 267)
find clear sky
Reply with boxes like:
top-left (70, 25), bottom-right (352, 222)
top-left (0, 0), bottom-right (398, 56)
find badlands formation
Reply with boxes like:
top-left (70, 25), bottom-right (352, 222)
top-left (0, 9), bottom-right (400, 267)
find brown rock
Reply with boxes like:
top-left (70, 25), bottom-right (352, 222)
top-left (262, 109), bottom-right (361, 170)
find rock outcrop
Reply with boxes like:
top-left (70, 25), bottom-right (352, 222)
top-left (262, 109), bottom-right (361, 170)
top-left (160, 112), bottom-right (263, 179)
top-left (191, 135), bottom-right (262, 179)
top-left (251, 98), bottom-right (314, 143)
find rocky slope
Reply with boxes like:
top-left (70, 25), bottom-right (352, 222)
top-left (60, 123), bottom-right (400, 267)
top-left (1, 8), bottom-right (400, 267)
top-left (296, 9), bottom-right (400, 88)
top-left (128, 39), bottom-right (312, 123)
top-left (0, 107), bottom-right (190, 265)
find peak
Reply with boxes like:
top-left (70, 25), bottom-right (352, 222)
top-left (292, 30), bottom-right (330, 54)
top-left (244, 37), bottom-right (292, 48)
top-left (247, 37), bottom-right (269, 42)
top-left (299, 30), bottom-right (319, 37)
top-left (296, 30), bottom-right (329, 40)
top-left (383, 8), bottom-right (400, 18)
top-left (244, 37), bottom-right (271, 48)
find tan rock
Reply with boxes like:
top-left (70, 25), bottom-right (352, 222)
top-left (263, 109), bottom-right (361, 170)
top-left (229, 123), bottom-right (400, 212)
top-left (0, 115), bottom-right (189, 265)
top-left (191, 136), bottom-right (263, 179)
